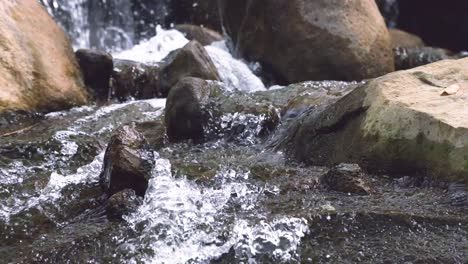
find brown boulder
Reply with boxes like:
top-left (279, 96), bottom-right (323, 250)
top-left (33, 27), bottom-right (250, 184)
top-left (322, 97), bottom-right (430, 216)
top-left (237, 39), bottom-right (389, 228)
top-left (389, 29), bottom-right (425, 49)
top-left (174, 24), bottom-right (224, 46)
top-left (0, 0), bottom-right (88, 113)
top-left (221, 0), bottom-right (394, 83)
top-left (100, 125), bottom-right (155, 196)
top-left (157, 40), bottom-right (220, 97)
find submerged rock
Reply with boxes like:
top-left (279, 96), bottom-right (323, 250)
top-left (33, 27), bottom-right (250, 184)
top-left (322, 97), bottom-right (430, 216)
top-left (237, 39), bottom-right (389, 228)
top-left (282, 57), bottom-right (468, 184)
top-left (220, 0), bottom-right (394, 83)
top-left (165, 77), bottom-right (212, 143)
top-left (320, 164), bottom-right (372, 195)
top-left (389, 28), bottom-right (425, 49)
top-left (0, 0), bottom-right (88, 114)
top-left (75, 49), bottom-right (114, 101)
top-left (100, 125), bottom-right (155, 196)
top-left (106, 189), bottom-right (142, 220)
top-left (157, 40), bottom-right (221, 97)
top-left (174, 24), bottom-right (224, 46)
top-left (111, 59), bottom-right (159, 101)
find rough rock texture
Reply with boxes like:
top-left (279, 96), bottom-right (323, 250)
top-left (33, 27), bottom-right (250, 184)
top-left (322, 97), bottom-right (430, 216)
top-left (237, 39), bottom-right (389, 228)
top-left (165, 77), bottom-right (212, 143)
top-left (174, 24), bottom-right (224, 46)
top-left (389, 29), bottom-right (425, 49)
top-left (221, 0), bottom-right (394, 83)
top-left (112, 59), bottom-right (159, 101)
top-left (320, 163), bottom-right (372, 195)
top-left (283, 58), bottom-right (468, 183)
top-left (105, 189), bottom-right (142, 220)
top-left (157, 40), bottom-right (220, 97)
top-left (100, 125), bottom-right (155, 196)
top-left (75, 49), bottom-right (113, 101)
top-left (0, 0), bottom-right (88, 113)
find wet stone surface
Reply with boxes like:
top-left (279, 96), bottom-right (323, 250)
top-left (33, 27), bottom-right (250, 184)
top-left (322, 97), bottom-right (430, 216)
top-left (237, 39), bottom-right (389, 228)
top-left (0, 83), bottom-right (466, 263)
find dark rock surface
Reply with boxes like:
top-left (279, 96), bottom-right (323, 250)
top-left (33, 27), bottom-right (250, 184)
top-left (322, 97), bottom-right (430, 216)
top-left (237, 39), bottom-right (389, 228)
top-left (106, 189), bottom-right (142, 220)
top-left (165, 77), bottom-right (213, 143)
top-left (320, 163), bottom-right (372, 195)
top-left (100, 125), bottom-right (155, 196)
top-left (75, 49), bottom-right (113, 101)
top-left (111, 59), bottom-right (159, 101)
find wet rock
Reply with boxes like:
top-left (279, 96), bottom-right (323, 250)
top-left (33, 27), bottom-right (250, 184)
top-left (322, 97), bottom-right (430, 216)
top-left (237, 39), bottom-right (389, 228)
top-left (282, 57), bottom-right (468, 184)
top-left (75, 49), bottom-right (114, 101)
top-left (111, 59), bottom-right (159, 101)
top-left (157, 40), bottom-right (221, 97)
top-left (165, 77), bottom-right (213, 143)
top-left (100, 125), bottom-right (155, 196)
top-left (0, 0), bottom-right (88, 114)
top-left (220, 0), bottom-right (394, 83)
top-left (389, 29), bottom-right (425, 49)
top-left (320, 164), bottom-right (372, 195)
top-left (174, 24), bottom-right (224, 46)
top-left (394, 47), bottom-right (451, 70)
top-left (106, 189), bottom-right (142, 220)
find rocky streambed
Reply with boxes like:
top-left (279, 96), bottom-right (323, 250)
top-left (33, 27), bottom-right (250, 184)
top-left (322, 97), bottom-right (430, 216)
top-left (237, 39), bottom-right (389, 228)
top-left (0, 0), bottom-right (467, 263)
top-left (0, 79), bottom-right (467, 263)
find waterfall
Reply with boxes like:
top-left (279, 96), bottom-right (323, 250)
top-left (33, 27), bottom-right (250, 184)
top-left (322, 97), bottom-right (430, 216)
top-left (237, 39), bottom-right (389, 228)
top-left (40, 0), bottom-right (171, 51)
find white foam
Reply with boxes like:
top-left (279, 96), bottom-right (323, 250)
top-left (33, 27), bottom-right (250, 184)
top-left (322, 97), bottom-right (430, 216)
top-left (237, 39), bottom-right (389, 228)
top-left (206, 41), bottom-right (266, 92)
top-left (114, 25), bottom-right (189, 63)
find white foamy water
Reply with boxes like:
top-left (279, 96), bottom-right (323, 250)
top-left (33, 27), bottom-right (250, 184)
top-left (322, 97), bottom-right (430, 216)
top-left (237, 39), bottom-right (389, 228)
top-left (0, 99), bottom-right (166, 222)
top-left (114, 26), bottom-right (265, 93)
top-left (206, 41), bottom-right (266, 92)
top-left (122, 154), bottom-right (309, 263)
top-left (114, 26), bottom-right (189, 63)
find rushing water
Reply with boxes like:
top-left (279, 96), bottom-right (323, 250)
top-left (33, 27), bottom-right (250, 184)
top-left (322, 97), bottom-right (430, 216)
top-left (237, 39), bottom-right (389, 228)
top-left (1, 1), bottom-right (466, 263)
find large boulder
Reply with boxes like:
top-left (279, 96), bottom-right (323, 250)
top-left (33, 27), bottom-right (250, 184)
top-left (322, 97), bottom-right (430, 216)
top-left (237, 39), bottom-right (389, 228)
top-left (100, 125), bottom-right (155, 196)
top-left (389, 29), bottom-right (425, 49)
top-left (0, 0), bottom-right (88, 113)
top-left (282, 58), bottom-right (468, 184)
top-left (174, 24), bottom-right (224, 46)
top-left (157, 40), bottom-right (220, 97)
top-left (75, 49), bottom-right (113, 101)
top-left (221, 0), bottom-right (394, 83)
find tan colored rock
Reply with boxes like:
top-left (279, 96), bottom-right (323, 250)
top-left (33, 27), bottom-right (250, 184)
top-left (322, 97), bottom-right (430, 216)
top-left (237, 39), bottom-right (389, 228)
top-left (285, 58), bottom-right (468, 183)
top-left (0, 0), bottom-right (88, 113)
top-left (389, 28), bottom-right (425, 48)
top-left (221, 0), bottom-right (394, 82)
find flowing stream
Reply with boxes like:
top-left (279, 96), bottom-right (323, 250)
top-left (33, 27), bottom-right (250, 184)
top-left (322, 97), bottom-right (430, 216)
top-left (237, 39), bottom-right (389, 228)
top-left (0, 1), bottom-right (466, 263)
